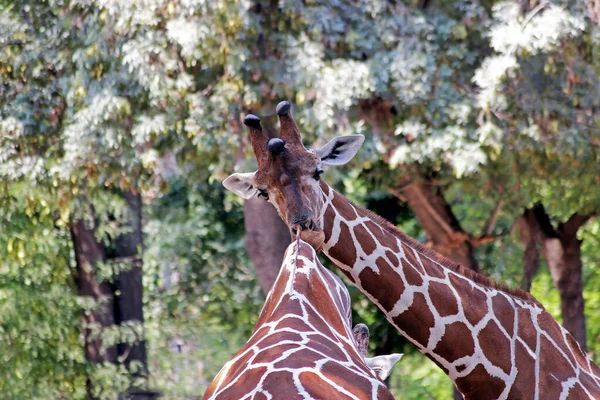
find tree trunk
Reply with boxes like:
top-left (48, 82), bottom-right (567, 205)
top-left (516, 210), bottom-right (542, 292)
top-left (396, 180), bottom-right (480, 272)
top-left (516, 204), bottom-right (591, 350)
top-left (542, 213), bottom-right (590, 349)
top-left (70, 206), bottom-right (117, 400)
top-left (111, 190), bottom-right (148, 376)
top-left (244, 197), bottom-right (291, 294)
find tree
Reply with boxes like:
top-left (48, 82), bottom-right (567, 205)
top-left (1, 0), bottom-right (598, 399)
top-left (244, 198), bottom-right (290, 294)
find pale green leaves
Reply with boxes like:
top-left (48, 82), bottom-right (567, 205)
top-left (490, 2), bottom-right (585, 55)
top-left (389, 39), bottom-right (435, 105)
top-left (473, 55), bottom-right (518, 110)
top-left (390, 124), bottom-right (487, 178)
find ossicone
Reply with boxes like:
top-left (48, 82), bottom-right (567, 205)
top-left (267, 138), bottom-right (286, 155)
top-left (243, 114), bottom-right (262, 129)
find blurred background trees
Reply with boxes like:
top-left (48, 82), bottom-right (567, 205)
top-left (0, 0), bottom-right (598, 399)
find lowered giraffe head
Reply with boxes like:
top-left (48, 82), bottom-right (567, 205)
top-left (223, 101), bottom-right (364, 249)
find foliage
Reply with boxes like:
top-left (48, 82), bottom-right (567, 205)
top-left (0, 0), bottom-right (598, 399)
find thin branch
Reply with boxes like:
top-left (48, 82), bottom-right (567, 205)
top-left (406, 184), bottom-right (456, 237)
top-left (387, 187), bottom-right (407, 202)
top-left (482, 198), bottom-right (504, 237)
top-left (471, 232), bottom-right (508, 247)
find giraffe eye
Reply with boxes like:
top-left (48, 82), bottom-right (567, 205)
top-left (257, 189), bottom-right (269, 200)
top-left (313, 168), bottom-right (324, 181)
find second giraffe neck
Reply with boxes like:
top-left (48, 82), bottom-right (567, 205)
top-left (317, 182), bottom-right (549, 396)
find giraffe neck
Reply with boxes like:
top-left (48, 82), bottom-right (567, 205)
top-left (255, 239), bottom-right (353, 339)
top-left (318, 182), bottom-right (600, 399)
top-left (203, 240), bottom-right (395, 400)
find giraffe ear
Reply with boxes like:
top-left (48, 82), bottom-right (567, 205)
top-left (365, 353), bottom-right (403, 381)
top-left (315, 135), bottom-right (365, 166)
top-left (223, 172), bottom-right (258, 200)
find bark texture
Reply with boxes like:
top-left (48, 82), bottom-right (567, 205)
top-left (397, 180), bottom-right (480, 273)
top-left (244, 197), bottom-right (291, 294)
top-left (516, 204), bottom-right (591, 349)
top-left (112, 190), bottom-right (148, 374)
top-left (70, 207), bottom-right (117, 399)
top-left (71, 191), bottom-right (150, 399)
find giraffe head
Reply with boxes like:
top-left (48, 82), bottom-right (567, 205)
top-left (224, 101), bottom-right (364, 249)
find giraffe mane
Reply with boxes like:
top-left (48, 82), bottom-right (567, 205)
top-left (346, 198), bottom-right (542, 305)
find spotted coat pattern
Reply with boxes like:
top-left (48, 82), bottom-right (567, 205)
top-left (202, 240), bottom-right (394, 400)
top-left (317, 182), bottom-right (600, 400)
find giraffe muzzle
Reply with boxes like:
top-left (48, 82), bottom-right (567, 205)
top-left (291, 217), bottom-right (317, 232)
top-left (290, 218), bottom-right (325, 251)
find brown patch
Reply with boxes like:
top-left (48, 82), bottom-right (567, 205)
top-left (355, 224), bottom-right (377, 255)
top-left (401, 242), bottom-right (426, 275)
top-left (478, 320), bottom-right (512, 374)
top-left (300, 267), bottom-right (349, 336)
top-left (321, 361), bottom-right (375, 398)
top-left (566, 334), bottom-right (590, 372)
top-left (304, 334), bottom-right (351, 362)
top-left (456, 364), bottom-right (467, 373)
top-left (492, 294), bottom-right (515, 337)
top-left (579, 373), bottom-right (600, 399)
top-left (298, 370), bottom-right (348, 399)
top-left (255, 268), bottom-right (291, 327)
top-left (393, 292), bottom-right (435, 348)
top-left (567, 383), bottom-right (594, 400)
top-left (306, 309), bottom-right (336, 339)
top-left (262, 370), bottom-right (304, 399)
top-left (402, 258), bottom-right (424, 286)
top-left (339, 268), bottom-right (356, 284)
top-left (255, 331), bottom-right (304, 350)
top-left (269, 296), bottom-right (304, 325)
top-left (538, 311), bottom-right (577, 367)
top-left (323, 205), bottom-right (335, 242)
top-left (451, 274), bottom-right (488, 326)
top-left (252, 344), bottom-right (298, 365)
top-left (332, 191), bottom-right (359, 219)
top-left (454, 364), bottom-right (506, 399)
top-left (538, 335), bottom-right (576, 397)
top-left (365, 220), bottom-right (400, 253)
top-left (274, 316), bottom-right (311, 333)
top-left (590, 352), bottom-right (600, 379)
top-left (328, 221), bottom-right (356, 267)
top-left (516, 308), bottom-right (537, 353)
top-left (223, 345), bottom-right (256, 379)
top-left (433, 322), bottom-right (475, 363)
top-left (508, 341), bottom-right (535, 399)
top-left (272, 348), bottom-right (322, 370)
top-left (252, 392), bottom-right (269, 400)
top-left (385, 250), bottom-right (399, 267)
top-left (377, 385), bottom-right (396, 400)
top-left (359, 263), bottom-right (403, 313)
top-left (218, 366), bottom-right (268, 398)
top-left (429, 281), bottom-right (459, 317)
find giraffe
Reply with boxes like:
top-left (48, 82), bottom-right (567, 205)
top-left (202, 239), bottom-right (403, 400)
top-left (223, 101), bottom-right (600, 400)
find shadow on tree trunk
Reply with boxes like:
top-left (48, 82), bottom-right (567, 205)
top-left (516, 204), bottom-right (591, 349)
top-left (244, 197), bottom-right (291, 294)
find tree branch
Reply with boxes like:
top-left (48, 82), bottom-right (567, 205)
top-left (482, 198), bottom-right (504, 238)
top-left (558, 213), bottom-right (595, 241)
top-left (400, 184), bottom-right (457, 237)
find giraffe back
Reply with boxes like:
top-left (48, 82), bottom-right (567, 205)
top-left (202, 240), bottom-right (394, 400)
